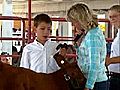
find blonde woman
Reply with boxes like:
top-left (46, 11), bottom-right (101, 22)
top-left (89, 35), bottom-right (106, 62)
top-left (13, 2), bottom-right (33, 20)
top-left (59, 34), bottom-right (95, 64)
top-left (67, 3), bottom-right (109, 90)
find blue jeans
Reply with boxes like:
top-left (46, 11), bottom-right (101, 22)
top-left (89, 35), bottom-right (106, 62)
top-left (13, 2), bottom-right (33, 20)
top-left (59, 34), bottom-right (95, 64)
top-left (109, 75), bottom-right (120, 90)
top-left (91, 80), bottom-right (109, 90)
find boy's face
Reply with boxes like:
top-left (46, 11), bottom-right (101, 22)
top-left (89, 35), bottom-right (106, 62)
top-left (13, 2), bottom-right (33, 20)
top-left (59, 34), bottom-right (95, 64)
top-left (35, 22), bottom-right (51, 43)
top-left (108, 10), bottom-right (120, 28)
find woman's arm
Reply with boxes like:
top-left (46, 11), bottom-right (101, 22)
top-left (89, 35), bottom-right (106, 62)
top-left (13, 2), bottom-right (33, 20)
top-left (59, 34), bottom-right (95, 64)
top-left (85, 35), bottom-right (101, 89)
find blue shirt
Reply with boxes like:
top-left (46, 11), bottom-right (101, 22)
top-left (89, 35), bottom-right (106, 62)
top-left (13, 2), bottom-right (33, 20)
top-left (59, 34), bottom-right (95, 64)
top-left (76, 27), bottom-right (108, 89)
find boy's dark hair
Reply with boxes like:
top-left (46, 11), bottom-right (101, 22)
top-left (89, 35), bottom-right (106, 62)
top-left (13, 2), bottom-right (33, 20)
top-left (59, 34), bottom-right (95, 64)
top-left (34, 13), bottom-right (52, 27)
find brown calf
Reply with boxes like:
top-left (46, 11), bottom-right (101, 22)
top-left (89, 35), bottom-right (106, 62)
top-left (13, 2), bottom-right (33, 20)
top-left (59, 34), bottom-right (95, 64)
top-left (0, 61), bottom-right (69, 90)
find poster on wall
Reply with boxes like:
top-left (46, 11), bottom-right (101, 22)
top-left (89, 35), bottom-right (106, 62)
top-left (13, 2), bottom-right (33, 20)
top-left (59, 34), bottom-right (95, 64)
top-left (97, 14), bottom-right (106, 32)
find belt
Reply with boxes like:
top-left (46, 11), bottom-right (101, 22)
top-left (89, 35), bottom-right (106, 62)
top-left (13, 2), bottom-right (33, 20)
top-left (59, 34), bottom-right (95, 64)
top-left (110, 72), bottom-right (120, 78)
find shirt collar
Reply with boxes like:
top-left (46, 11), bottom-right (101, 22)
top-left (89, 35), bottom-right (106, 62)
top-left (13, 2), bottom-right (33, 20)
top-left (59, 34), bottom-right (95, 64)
top-left (34, 39), bottom-right (44, 47)
top-left (34, 39), bottom-right (51, 47)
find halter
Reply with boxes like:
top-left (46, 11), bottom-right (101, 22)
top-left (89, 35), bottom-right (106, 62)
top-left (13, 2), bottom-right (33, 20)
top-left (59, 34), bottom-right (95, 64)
top-left (53, 49), bottom-right (86, 90)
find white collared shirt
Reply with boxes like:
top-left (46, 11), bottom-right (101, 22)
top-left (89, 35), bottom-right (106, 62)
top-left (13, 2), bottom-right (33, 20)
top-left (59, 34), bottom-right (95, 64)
top-left (20, 39), bottom-right (60, 73)
top-left (108, 29), bottom-right (120, 73)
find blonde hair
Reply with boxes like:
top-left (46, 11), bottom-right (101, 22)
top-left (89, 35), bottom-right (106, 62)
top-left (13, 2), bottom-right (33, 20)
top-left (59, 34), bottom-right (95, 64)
top-left (67, 3), bottom-right (98, 31)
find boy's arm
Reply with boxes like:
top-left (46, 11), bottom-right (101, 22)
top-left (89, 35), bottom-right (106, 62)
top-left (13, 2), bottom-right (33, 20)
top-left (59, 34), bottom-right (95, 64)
top-left (20, 47), bottom-right (30, 68)
top-left (105, 56), bottom-right (120, 66)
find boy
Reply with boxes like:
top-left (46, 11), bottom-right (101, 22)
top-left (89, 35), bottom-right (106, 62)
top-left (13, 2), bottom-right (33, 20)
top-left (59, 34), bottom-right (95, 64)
top-left (20, 14), bottom-right (60, 73)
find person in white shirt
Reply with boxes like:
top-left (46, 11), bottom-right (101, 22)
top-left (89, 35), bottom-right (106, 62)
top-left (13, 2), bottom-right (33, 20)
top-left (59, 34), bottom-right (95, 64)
top-left (107, 5), bottom-right (120, 90)
top-left (20, 14), bottom-right (60, 73)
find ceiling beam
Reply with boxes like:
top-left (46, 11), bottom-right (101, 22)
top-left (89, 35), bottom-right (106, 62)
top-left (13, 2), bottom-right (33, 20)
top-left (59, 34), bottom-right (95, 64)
top-left (0, 0), bottom-right (120, 16)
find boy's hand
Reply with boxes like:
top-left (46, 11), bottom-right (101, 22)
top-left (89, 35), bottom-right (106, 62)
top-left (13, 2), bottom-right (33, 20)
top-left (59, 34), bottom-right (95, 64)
top-left (59, 48), bottom-right (67, 58)
top-left (56, 43), bottom-right (68, 58)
